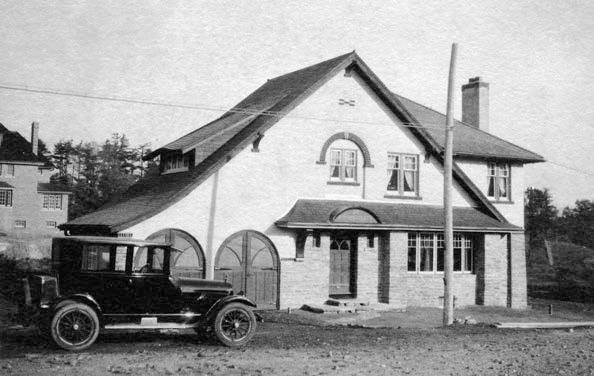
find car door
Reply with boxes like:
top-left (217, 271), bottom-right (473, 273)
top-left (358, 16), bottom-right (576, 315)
top-left (77, 244), bottom-right (135, 313)
top-left (129, 246), bottom-right (181, 313)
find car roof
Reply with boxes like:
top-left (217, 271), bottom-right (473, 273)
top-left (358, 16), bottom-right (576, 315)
top-left (56, 236), bottom-right (170, 248)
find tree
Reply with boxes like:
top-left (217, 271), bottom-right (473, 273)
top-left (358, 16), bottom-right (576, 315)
top-left (559, 200), bottom-right (594, 249)
top-left (525, 188), bottom-right (558, 255)
top-left (50, 134), bottom-right (150, 220)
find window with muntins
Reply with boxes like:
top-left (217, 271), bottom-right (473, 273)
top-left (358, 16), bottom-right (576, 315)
top-left (0, 164), bottom-right (15, 177)
top-left (0, 189), bottom-right (13, 207)
top-left (42, 194), bottom-right (62, 210)
top-left (408, 232), bottom-right (473, 273)
top-left (14, 220), bottom-right (26, 228)
top-left (387, 153), bottom-right (418, 196)
top-left (487, 162), bottom-right (510, 201)
top-left (163, 154), bottom-right (190, 173)
top-left (329, 148), bottom-right (357, 182)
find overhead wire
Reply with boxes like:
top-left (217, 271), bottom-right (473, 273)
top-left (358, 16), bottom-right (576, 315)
top-left (1, 82), bottom-right (592, 179)
top-left (0, 82), bottom-right (454, 131)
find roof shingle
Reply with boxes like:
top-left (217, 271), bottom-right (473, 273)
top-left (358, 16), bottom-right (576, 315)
top-left (63, 52), bottom-right (541, 233)
top-left (0, 123), bottom-right (52, 166)
top-left (276, 199), bottom-right (520, 232)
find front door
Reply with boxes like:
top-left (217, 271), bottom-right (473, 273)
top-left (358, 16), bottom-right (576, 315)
top-left (329, 235), bottom-right (356, 297)
top-left (215, 231), bottom-right (279, 309)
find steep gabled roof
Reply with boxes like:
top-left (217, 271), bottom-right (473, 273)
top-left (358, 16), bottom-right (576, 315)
top-left (0, 123), bottom-right (52, 166)
top-left (62, 52), bottom-right (540, 233)
top-left (393, 94), bottom-right (544, 163)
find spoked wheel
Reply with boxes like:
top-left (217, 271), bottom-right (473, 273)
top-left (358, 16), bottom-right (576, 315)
top-left (213, 303), bottom-right (256, 347)
top-left (50, 303), bottom-right (100, 351)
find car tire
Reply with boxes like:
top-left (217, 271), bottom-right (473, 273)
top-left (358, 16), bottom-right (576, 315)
top-left (212, 303), bottom-right (256, 347)
top-left (50, 302), bottom-right (100, 351)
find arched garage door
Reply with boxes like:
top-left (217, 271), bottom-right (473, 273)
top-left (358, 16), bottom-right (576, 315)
top-left (147, 228), bottom-right (205, 278)
top-left (215, 231), bottom-right (279, 309)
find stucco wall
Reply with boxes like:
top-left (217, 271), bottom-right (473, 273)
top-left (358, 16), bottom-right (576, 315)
top-left (456, 160), bottom-right (525, 227)
top-left (125, 69), bottom-right (522, 309)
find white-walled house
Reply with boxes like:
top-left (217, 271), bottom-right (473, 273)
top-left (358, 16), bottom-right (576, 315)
top-left (62, 53), bottom-right (544, 310)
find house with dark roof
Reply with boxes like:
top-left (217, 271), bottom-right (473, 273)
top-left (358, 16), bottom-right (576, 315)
top-left (62, 52), bottom-right (543, 309)
top-left (0, 122), bottom-right (70, 257)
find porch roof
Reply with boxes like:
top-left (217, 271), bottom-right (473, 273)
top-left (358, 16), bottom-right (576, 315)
top-left (275, 199), bottom-right (521, 232)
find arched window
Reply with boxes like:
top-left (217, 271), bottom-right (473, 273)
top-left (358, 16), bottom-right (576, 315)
top-left (317, 132), bottom-right (373, 167)
top-left (146, 228), bottom-right (205, 278)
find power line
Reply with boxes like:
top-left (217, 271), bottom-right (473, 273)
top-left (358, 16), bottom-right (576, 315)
top-left (0, 82), bottom-right (454, 132)
top-left (547, 161), bottom-right (594, 179)
top-left (1, 82), bottom-right (592, 179)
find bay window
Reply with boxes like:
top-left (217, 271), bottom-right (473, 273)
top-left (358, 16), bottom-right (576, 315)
top-left (408, 232), bottom-right (474, 273)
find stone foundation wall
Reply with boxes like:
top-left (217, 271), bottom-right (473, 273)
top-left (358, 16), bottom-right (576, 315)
top-left (406, 273), bottom-right (477, 307)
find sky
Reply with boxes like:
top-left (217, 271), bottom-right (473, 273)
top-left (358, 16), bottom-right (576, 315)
top-left (0, 0), bottom-right (592, 208)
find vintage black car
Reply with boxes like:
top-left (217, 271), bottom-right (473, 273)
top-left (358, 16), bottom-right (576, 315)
top-left (20, 236), bottom-right (257, 351)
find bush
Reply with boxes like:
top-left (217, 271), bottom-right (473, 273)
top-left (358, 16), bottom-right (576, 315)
top-left (0, 254), bottom-right (51, 304)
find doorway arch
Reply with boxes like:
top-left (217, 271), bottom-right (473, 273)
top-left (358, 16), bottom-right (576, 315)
top-left (147, 228), bottom-right (205, 278)
top-left (215, 230), bottom-right (279, 309)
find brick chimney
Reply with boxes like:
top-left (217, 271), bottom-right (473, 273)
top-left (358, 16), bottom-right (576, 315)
top-left (461, 77), bottom-right (489, 132)
top-left (31, 121), bottom-right (39, 155)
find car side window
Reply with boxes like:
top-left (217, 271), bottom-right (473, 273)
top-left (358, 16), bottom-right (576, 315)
top-left (80, 244), bottom-right (127, 272)
top-left (132, 246), bottom-right (167, 273)
top-left (81, 245), bottom-right (111, 271)
top-left (114, 246), bottom-right (127, 271)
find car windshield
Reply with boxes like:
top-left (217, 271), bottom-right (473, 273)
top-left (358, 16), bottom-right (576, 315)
top-left (169, 247), bottom-right (183, 268)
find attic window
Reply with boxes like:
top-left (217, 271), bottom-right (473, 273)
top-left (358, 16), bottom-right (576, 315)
top-left (163, 154), bottom-right (190, 174)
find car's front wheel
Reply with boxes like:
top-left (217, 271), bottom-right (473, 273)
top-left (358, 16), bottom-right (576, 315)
top-left (212, 303), bottom-right (256, 347)
top-left (50, 302), bottom-right (100, 351)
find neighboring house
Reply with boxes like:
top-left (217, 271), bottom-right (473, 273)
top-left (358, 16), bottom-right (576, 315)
top-left (62, 52), bottom-right (544, 310)
top-left (0, 122), bottom-right (70, 257)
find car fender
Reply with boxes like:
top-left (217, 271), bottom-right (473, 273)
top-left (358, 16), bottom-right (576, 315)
top-left (51, 293), bottom-right (103, 319)
top-left (204, 295), bottom-right (257, 323)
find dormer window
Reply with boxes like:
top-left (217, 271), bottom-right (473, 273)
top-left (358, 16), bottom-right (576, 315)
top-left (163, 154), bottom-right (190, 174)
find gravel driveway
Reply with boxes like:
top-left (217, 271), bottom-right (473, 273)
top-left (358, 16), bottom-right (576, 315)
top-left (1, 311), bottom-right (593, 376)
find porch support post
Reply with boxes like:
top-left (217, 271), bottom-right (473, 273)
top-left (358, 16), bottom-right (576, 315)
top-left (387, 232), bottom-right (408, 310)
top-left (509, 233), bottom-right (528, 308)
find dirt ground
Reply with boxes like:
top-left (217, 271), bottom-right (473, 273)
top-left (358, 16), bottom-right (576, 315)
top-left (1, 300), bottom-right (593, 376)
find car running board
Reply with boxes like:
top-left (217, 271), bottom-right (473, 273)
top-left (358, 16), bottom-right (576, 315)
top-left (104, 319), bottom-right (201, 331)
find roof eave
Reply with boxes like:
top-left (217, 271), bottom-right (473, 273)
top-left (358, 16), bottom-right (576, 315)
top-left (275, 221), bottom-right (522, 233)
top-left (454, 153), bottom-right (545, 164)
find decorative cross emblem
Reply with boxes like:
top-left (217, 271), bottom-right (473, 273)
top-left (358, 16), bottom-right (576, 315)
top-left (338, 98), bottom-right (356, 106)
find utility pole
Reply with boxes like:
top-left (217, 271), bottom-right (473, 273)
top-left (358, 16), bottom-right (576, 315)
top-left (443, 43), bottom-right (458, 326)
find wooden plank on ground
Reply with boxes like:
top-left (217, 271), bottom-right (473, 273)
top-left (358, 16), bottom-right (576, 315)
top-left (495, 321), bottom-right (594, 329)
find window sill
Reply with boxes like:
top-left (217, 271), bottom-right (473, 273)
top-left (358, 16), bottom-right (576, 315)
top-left (384, 194), bottom-right (422, 200)
top-left (280, 257), bottom-right (305, 262)
top-left (327, 181), bottom-right (360, 186)
top-left (407, 271), bottom-right (474, 275)
top-left (489, 200), bottom-right (515, 205)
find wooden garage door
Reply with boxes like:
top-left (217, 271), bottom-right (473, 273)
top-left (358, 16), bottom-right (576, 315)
top-left (215, 231), bottom-right (279, 309)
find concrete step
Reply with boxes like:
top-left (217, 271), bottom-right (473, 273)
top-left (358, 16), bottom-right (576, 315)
top-left (325, 298), bottom-right (370, 307)
top-left (302, 302), bottom-right (403, 314)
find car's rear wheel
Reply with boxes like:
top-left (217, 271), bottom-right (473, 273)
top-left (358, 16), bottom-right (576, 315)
top-left (212, 303), bottom-right (256, 347)
top-left (50, 302), bottom-right (100, 351)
